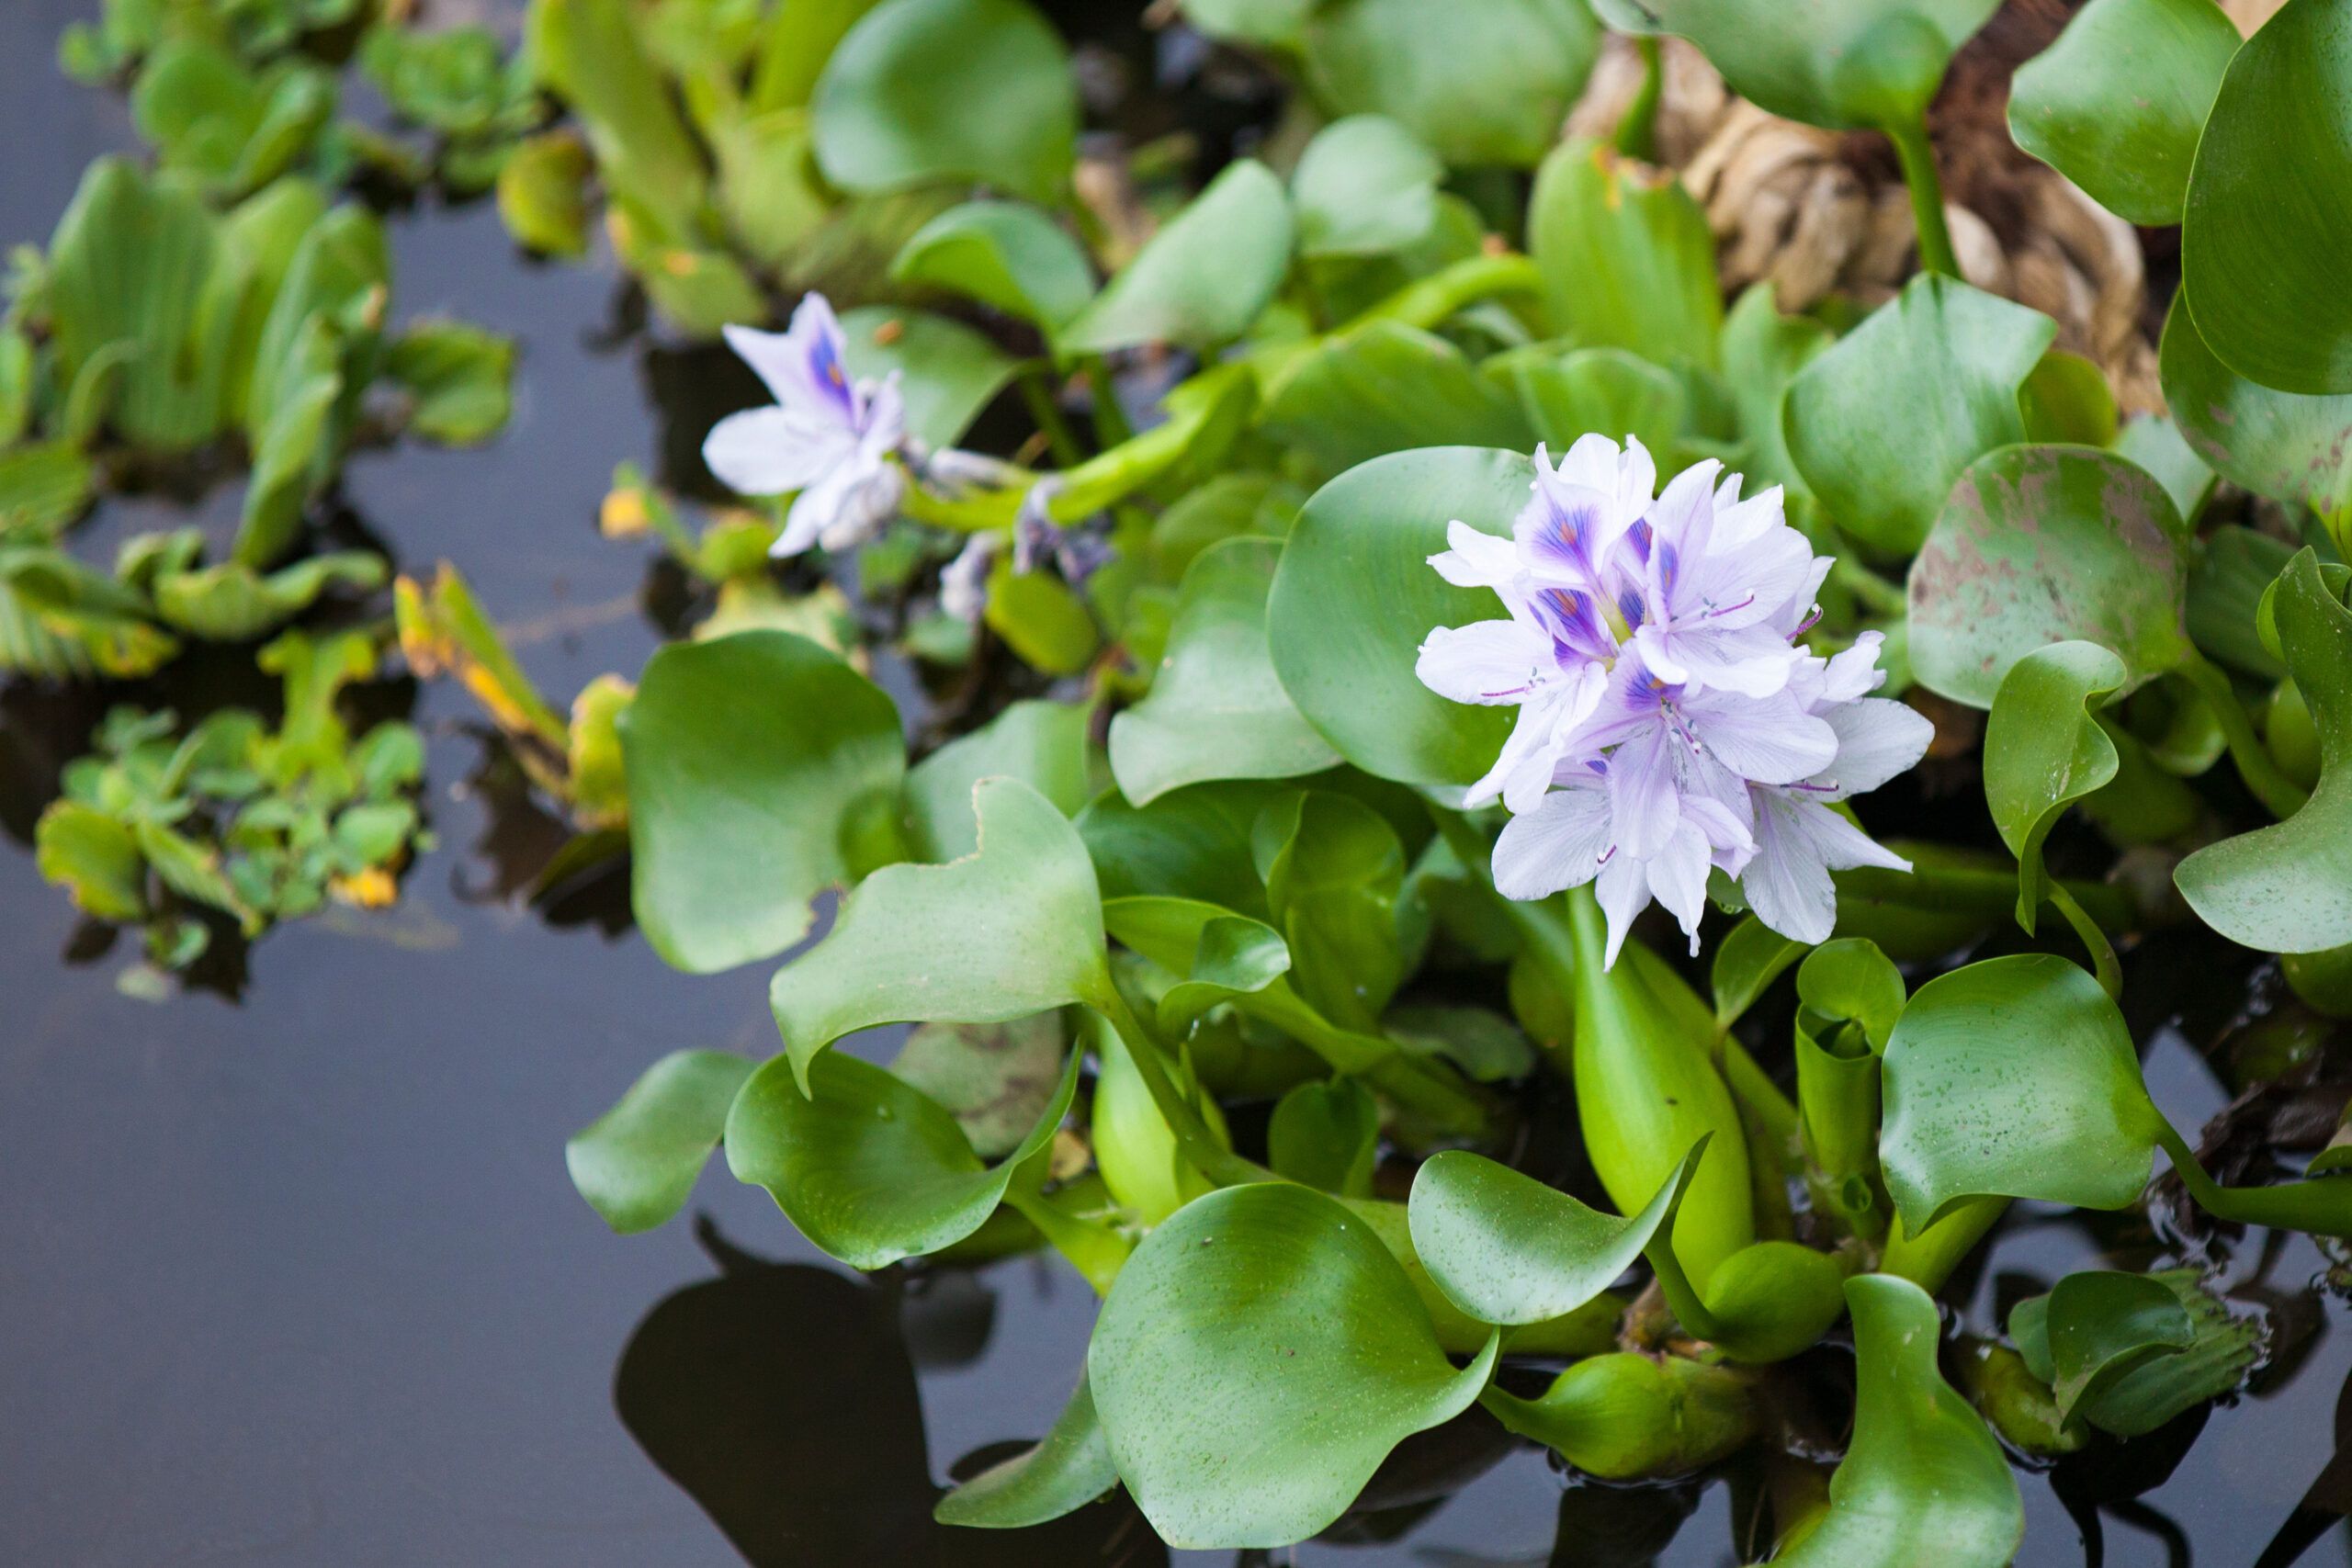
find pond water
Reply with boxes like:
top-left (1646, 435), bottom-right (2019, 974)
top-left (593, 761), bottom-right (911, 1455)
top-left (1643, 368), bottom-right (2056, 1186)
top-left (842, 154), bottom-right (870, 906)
top-left (3, 3), bottom-right (2349, 1563)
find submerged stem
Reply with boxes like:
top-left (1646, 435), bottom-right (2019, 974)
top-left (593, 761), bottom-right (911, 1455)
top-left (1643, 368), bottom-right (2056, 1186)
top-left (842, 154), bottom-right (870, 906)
top-left (2177, 648), bottom-right (2312, 820)
top-left (1882, 113), bottom-right (1959, 279)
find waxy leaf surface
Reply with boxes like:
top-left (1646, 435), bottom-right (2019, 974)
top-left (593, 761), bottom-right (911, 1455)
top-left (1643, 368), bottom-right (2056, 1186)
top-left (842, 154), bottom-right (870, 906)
top-left (1984, 641), bottom-right (2127, 925)
top-left (2160, 295), bottom-right (2352, 525)
top-left (934, 1371), bottom-right (1119, 1528)
top-left (567, 1050), bottom-right (754, 1234)
top-left (1058, 161), bottom-right (1294, 354)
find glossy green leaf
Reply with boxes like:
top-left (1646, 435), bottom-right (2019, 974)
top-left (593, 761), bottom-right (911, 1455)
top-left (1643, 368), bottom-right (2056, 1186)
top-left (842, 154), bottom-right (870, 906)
top-left (888, 1011), bottom-right (1067, 1159)
top-left (1710, 914), bottom-right (1809, 1028)
top-left (1785, 274), bottom-right (2054, 557)
top-left (2019, 351), bottom-right (2120, 447)
top-left (1110, 538), bottom-right (1340, 806)
top-left (811, 0), bottom-right (1077, 204)
top-left (34, 800), bottom-right (146, 921)
top-left (1268, 1078), bottom-right (1379, 1196)
top-left (1058, 161), bottom-right (1294, 354)
top-left (1091, 1007), bottom-right (1227, 1224)
top-left (1088, 1181), bottom-right (1498, 1549)
top-left (982, 556), bottom-right (1099, 676)
top-left (1301, 0), bottom-right (1600, 167)
top-left (1408, 1142), bottom-right (1691, 1326)
top-left (903, 698), bottom-right (1092, 862)
top-left (2009, 1268), bottom-right (2260, 1437)
top-left (771, 777), bottom-right (1110, 1089)
top-left (1182, 0), bottom-right (1314, 47)
top-left (2042, 1270), bottom-right (2196, 1420)
top-left (1908, 445), bottom-right (2191, 707)
top-left (888, 199), bottom-right (1095, 330)
top-left (1078, 782), bottom-right (1276, 917)
top-left (725, 1041), bottom-right (1079, 1268)
top-left (2182, 0), bottom-right (2352, 394)
top-left (1529, 139), bottom-right (1719, 369)
top-left (2116, 412), bottom-right (2217, 528)
top-left (495, 130), bottom-right (594, 256)
top-left (2160, 294), bottom-right (2352, 526)
top-left (837, 306), bottom-right (1018, 451)
top-left (2007, 0), bottom-right (2238, 226)
top-left (1720, 283), bottom-right (1834, 506)
top-left (1267, 446), bottom-right (1526, 790)
top-left (1598, 0), bottom-right (1999, 130)
top-left (566, 1050), bottom-right (755, 1234)
top-left (2177, 552), bottom-right (2352, 953)
top-left (622, 631), bottom-right (907, 974)
top-left (1879, 954), bottom-right (2167, 1233)
top-left (1768, 1275), bottom-right (2021, 1567)
top-left (1984, 641), bottom-right (2127, 925)
top-left (1258, 321), bottom-right (1532, 479)
top-left (1483, 1352), bottom-right (1758, 1481)
top-left (1290, 115), bottom-right (1442, 258)
top-left (1256, 788), bottom-right (1408, 1027)
top-left (147, 552), bottom-right (387, 643)
top-left (934, 1371), bottom-right (1118, 1528)
top-left (1491, 344), bottom-right (1689, 467)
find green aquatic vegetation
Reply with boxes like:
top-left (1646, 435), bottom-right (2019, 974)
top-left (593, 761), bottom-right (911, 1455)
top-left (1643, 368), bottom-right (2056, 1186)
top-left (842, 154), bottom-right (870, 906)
top-left (34, 626), bottom-right (427, 987)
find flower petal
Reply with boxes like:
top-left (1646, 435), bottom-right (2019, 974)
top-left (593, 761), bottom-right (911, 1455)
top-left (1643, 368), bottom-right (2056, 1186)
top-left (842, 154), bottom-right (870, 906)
top-left (1491, 786), bottom-right (1612, 900)
top-left (1416, 620), bottom-right (1548, 705)
top-left (1646, 820), bottom-right (1714, 956)
top-left (1815, 697), bottom-right (1934, 800)
top-left (1430, 519), bottom-right (1521, 588)
top-left (704, 407), bottom-right (847, 498)
top-left (1594, 851), bottom-right (1652, 969)
top-left (1607, 724), bottom-right (1682, 860)
top-left (1689, 692), bottom-right (1838, 784)
top-left (1739, 795), bottom-right (1841, 946)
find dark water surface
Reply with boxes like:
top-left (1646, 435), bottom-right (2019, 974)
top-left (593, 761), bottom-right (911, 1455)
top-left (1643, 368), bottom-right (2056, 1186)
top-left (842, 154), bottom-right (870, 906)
top-left (4, 4), bottom-right (2351, 1563)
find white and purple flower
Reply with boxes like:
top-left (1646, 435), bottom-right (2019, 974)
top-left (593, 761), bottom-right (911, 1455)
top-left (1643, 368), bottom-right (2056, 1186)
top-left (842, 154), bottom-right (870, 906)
top-left (1419, 436), bottom-right (1931, 964)
top-left (702, 294), bottom-right (909, 558)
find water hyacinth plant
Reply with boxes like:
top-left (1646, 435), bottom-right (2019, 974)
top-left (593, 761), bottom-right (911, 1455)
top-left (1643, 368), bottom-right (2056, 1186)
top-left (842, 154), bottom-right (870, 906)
top-left (17, 0), bottom-right (2352, 1559)
top-left (537, 0), bottom-right (2352, 1556)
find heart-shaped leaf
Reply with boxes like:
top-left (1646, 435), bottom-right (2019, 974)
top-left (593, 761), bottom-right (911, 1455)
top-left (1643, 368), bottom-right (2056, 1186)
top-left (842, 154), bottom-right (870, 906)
top-left (1290, 115), bottom-right (1443, 258)
top-left (2007, 0), bottom-right (2238, 226)
top-left (1408, 1143), bottom-right (1693, 1326)
top-left (1257, 789), bottom-right (1408, 1028)
top-left (1908, 445), bottom-right (2191, 707)
top-left (725, 1042), bottom-right (1080, 1269)
top-left (1058, 161), bottom-right (1294, 354)
top-left (934, 1371), bottom-right (1119, 1529)
top-left (1984, 641), bottom-right (2128, 925)
top-left (1595, 0), bottom-right (2000, 130)
top-left (770, 776), bottom-right (1111, 1089)
top-left (2160, 294), bottom-right (2352, 526)
top-left (1078, 781), bottom-right (1277, 916)
top-left (889, 199), bottom-right (1096, 332)
top-left (888, 1011), bottom-right (1067, 1159)
top-left (1785, 274), bottom-right (2055, 558)
top-left (811, 0), bottom-right (1078, 204)
top-left (2177, 551), bottom-right (2352, 953)
top-left (1109, 538), bottom-right (1340, 806)
top-left (1300, 0), bottom-right (1600, 167)
top-left (567, 1050), bottom-right (755, 1234)
top-left (1088, 1181), bottom-right (1498, 1549)
top-left (903, 698), bottom-right (1092, 862)
top-left (2182, 0), bottom-right (2352, 394)
top-left (1767, 1275), bottom-right (2022, 1566)
top-left (1267, 446), bottom-right (1528, 790)
top-left (1879, 953), bottom-right (2168, 1234)
top-left (1720, 283), bottom-right (1835, 508)
top-left (622, 631), bottom-right (906, 974)
top-left (1528, 139), bottom-right (1720, 369)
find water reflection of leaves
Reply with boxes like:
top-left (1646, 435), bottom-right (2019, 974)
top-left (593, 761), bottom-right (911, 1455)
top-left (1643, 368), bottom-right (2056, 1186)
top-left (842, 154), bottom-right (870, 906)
top-left (615, 1218), bottom-right (1165, 1568)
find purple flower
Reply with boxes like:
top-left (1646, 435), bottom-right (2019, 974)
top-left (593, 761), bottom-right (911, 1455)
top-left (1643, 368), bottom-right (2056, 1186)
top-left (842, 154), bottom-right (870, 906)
top-left (701, 294), bottom-right (909, 558)
top-left (1418, 437), bottom-right (1929, 962)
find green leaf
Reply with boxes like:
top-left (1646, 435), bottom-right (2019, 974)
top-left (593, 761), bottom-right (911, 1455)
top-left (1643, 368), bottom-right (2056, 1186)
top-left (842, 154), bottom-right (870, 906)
top-left (2007, 0), bottom-right (2238, 226)
top-left (1301, 0), bottom-right (1600, 167)
top-left (1266, 446), bottom-right (1526, 790)
top-left (2116, 411), bottom-right (2218, 528)
top-left (497, 130), bottom-right (594, 256)
top-left (2041, 1270), bottom-right (2196, 1420)
top-left (903, 698), bottom-right (1092, 862)
top-left (1491, 344), bottom-right (1689, 468)
top-left (2009, 1268), bottom-right (2260, 1437)
top-left (150, 552), bottom-right (387, 642)
top-left (725, 1040), bottom-right (1079, 1268)
top-left (1721, 282), bottom-right (1835, 506)
top-left (1078, 781), bottom-right (1276, 917)
top-left (1768, 1275), bottom-right (2021, 1566)
top-left (2160, 292), bottom-right (2352, 525)
top-left (1528, 139), bottom-right (1720, 369)
top-left (1710, 913), bottom-right (1809, 1028)
top-left (35, 800), bottom-right (147, 921)
top-left (1088, 1181), bottom-right (1498, 1549)
top-left (1290, 115), bottom-right (1442, 258)
top-left (836, 305), bottom-right (1017, 450)
top-left (566, 1050), bottom-right (755, 1234)
top-left (770, 776), bottom-right (1110, 1089)
top-left (1109, 537), bottom-right (1340, 806)
top-left (888, 1011), bottom-right (1067, 1159)
top-left (1257, 789), bottom-right (1408, 1026)
top-left (2182, 0), bottom-right (2352, 394)
top-left (2018, 350), bottom-right (2120, 447)
top-left (2177, 552), bottom-right (2352, 953)
top-left (1182, 0), bottom-right (1314, 48)
top-left (386, 321), bottom-right (514, 446)
top-left (1483, 1351), bottom-right (1758, 1480)
top-left (1600, 0), bottom-right (2000, 130)
top-left (1879, 953), bottom-right (2167, 1234)
top-left (1058, 161), bottom-right (1294, 354)
top-left (1268, 1077), bottom-right (1379, 1196)
top-left (1784, 273), bottom-right (2054, 558)
top-left (1984, 641), bottom-right (2127, 925)
top-left (1908, 445), bottom-right (2191, 707)
top-left (813, 0), bottom-right (1076, 204)
top-left (621, 631), bottom-right (907, 974)
top-left (1258, 321), bottom-right (1532, 479)
top-left (0, 443), bottom-right (96, 540)
top-left (527, 0), bottom-right (707, 231)
top-left (934, 1372), bottom-right (1117, 1529)
top-left (888, 199), bottom-right (1095, 330)
top-left (1408, 1143), bottom-right (1691, 1326)
top-left (982, 554), bottom-right (1099, 675)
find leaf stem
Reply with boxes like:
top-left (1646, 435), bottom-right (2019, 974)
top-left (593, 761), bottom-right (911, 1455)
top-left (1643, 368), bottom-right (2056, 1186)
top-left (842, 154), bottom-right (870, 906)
top-left (1015, 364), bottom-right (1088, 466)
top-left (1080, 356), bottom-right (1133, 449)
top-left (1879, 1194), bottom-right (2008, 1293)
top-left (1086, 985), bottom-right (1275, 1190)
top-left (2046, 884), bottom-right (2122, 1001)
top-left (1882, 112), bottom-right (1959, 279)
top-left (2155, 1123), bottom-right (2352, 1235)
top-left (1829, 555), bottom-right (1908, 617)
top-left (2177, 647), bottom-right (2312, 819)
top-left (1614, 38), bottom-right (1664, 163)
top-left (1345, 253), bottom-right (1543, 334)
